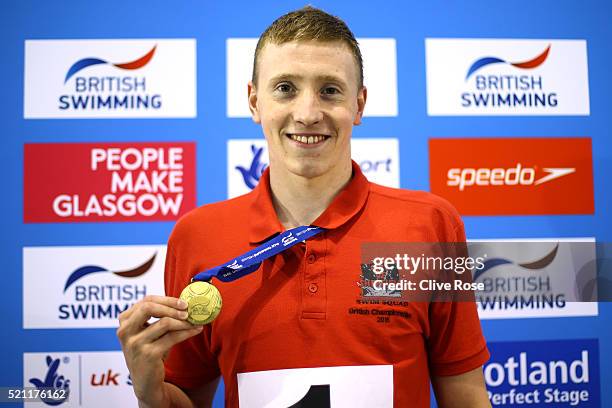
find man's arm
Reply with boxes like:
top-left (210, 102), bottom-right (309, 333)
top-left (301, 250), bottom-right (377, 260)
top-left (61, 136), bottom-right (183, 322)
top-left (161, 377), bottom-right (220, 408)
top-left (432, 367), bottom-right (491, 408)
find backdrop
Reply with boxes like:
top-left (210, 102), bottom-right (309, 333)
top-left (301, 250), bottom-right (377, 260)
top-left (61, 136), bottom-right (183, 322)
top-left (2, 1), bottom-right (610, 407)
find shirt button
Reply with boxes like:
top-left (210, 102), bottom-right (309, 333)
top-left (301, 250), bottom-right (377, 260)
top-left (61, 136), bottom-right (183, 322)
top-left (307, 254), bottom-right (316, 264)
top-left (308, 283), bottom-right (318, 293)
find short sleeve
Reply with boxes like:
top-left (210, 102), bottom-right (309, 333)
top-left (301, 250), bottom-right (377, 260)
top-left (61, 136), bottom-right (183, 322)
top-left (427, 300), bottom-right (490, 376)
top-left (163, 239), bottom-right (221, 389)
top-left (426, 213), bottom-right (490, 376)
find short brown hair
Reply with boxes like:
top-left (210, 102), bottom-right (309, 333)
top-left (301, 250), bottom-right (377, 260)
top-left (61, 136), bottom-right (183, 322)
top-left (252, 6), bottom-right (363, 88)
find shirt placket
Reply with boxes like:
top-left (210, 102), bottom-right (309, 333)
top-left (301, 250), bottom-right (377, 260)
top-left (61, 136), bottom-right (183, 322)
top-left (301, 235), bottom-right (327, 320)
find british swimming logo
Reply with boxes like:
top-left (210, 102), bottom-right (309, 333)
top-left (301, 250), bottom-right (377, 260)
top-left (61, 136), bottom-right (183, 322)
top-left (24, 39), bottom-right (196, 118)
top-left (473, 244), bottom-right (558, 282)
top-left (23, 245), bottom-right (166, 328)
top-left (469, 239), bottom-right (598, 319)
top-left (465, 45), bottom-right (550, 80)
top-left (64, 46), bottom-right (156, 83)
top-left (63, 253), bottom-right (155, 292)
top-left (426, 39), bottom-right (589, 115)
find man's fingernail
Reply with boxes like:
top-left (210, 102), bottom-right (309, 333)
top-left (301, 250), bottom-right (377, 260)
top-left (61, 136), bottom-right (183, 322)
top-left (178, 300), bottom-right (188, 308)
top-left (179, 311), bottom-right (188, 319)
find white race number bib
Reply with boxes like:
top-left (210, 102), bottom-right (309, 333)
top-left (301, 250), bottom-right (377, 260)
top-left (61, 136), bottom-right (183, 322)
top-left (237, 365), bottom-right (393, 407)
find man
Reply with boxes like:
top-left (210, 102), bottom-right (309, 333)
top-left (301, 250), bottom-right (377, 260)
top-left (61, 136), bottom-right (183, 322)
top-left (117, 6), bottom-right (491, 408)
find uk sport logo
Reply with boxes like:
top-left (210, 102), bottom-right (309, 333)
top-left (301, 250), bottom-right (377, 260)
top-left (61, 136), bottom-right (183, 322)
top-left (24, 352), bottom-right (139, 407)
top-left (227, 139), bottom-right (399, 198)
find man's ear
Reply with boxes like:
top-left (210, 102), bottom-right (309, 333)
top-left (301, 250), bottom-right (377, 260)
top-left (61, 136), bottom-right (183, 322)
top-left (353, 86), bottom-right (367, 126)
top-left (248, 81), bottom-right (261, 124)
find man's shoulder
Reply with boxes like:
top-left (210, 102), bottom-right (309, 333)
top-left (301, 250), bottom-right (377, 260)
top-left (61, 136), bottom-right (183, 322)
top-left (367, 182), bottom-right (463, 228)
top-left (169, 192), bottom-right (254, 245)
top-left (183, 191), bottom-right (253, 221)
top-left (369, 182), bottom-right (459, 213)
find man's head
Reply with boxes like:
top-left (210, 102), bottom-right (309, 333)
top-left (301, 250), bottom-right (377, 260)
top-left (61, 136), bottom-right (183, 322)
top-left (252, 6), bottom-right (363, 89)
top-left (248, 7), bottom-right (367, 181)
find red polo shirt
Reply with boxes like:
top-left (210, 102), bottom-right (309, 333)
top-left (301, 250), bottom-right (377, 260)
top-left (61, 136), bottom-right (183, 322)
top-left (164, 162), bottom-right (489, 407)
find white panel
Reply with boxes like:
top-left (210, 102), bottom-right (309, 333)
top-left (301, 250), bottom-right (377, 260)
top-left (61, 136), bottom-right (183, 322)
top-left (227, 138), bottom-right (400, 198)
top-left (426, 38), bottom-right (589, 115)
top-left (23, 245), bottom-right (166, 328)
top-left (226, 38), bottom-right (398, 117)
top-left (24, 39), bottom-right (196, 118)
top-left (24, 352), bottom-right (138, 407)
top-left (470, 238), bottom-right (598, 319)
top-left (238, 365), bottom-right (393, 408)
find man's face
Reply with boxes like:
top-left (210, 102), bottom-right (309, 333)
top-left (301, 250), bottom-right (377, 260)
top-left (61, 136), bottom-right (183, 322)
top-left (248, 40), bottom-right (366, 179)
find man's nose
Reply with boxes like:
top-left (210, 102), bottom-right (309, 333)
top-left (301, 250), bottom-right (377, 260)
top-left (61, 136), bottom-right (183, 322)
top-left (292, 90), bottom-right (323, 126)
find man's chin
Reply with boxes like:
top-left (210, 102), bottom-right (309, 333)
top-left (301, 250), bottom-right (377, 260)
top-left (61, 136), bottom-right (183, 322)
top-left (287, 161), bottom-right (329, 179)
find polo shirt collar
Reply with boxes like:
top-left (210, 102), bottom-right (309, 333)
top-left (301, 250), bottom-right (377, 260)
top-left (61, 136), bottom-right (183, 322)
top-left (248, 161), bottom-right (370, 244)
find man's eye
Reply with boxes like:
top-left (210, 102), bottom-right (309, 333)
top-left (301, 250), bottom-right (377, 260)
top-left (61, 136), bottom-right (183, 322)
top-left (322, 87), bottom-right (340, 95)
top-left (276, 84), bottom-right (293, 93)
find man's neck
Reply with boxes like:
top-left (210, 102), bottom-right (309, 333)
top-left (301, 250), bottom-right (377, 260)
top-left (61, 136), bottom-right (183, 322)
top-left (269, 161), bottom-right (352, 228)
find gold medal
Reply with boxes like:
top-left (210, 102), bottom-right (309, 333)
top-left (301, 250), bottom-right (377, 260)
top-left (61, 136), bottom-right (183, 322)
top-left (179, 281), bottom-right (222, 325)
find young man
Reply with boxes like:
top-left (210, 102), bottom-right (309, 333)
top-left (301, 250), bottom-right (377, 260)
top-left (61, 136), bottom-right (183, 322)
top-left (117, 7), bottom-right (491, 408)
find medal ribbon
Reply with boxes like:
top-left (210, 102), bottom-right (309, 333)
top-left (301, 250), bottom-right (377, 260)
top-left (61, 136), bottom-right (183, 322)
top-left (192, 225), bottom-right (324, 283)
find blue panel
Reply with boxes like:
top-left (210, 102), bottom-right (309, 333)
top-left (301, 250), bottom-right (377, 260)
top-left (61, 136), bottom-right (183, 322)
top-left (1, 1), bottom-right (610, 407)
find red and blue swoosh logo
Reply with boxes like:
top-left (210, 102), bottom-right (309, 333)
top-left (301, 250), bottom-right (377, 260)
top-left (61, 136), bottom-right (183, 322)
top-left (64, 45), bottom-right (157, 83)
top-left (473, 244), bottom-right (558, 282)
top-left (63, 253), bottom-right (156, 292)
top-left (466, 45), bottom-right (551, 80)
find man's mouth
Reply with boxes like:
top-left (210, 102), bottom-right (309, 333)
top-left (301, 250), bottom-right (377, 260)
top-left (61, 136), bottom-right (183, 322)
top-left (287, 134), bottom-right (330, 145)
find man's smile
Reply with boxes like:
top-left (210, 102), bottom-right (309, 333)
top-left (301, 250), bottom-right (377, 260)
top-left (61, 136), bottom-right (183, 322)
top-left (286, 133), bottom-right (331, 146)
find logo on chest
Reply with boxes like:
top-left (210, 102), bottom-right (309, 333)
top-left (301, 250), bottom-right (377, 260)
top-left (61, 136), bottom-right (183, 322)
top-left (350, 262), bottom-right (412, 324)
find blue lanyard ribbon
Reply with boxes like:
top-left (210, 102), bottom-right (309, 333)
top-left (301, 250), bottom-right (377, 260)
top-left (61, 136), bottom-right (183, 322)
top-left (192, 225), bottom-right (324, 283)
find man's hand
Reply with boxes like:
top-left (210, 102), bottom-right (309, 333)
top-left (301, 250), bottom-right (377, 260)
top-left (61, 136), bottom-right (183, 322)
top-left (117, 295), bottom-right (203, 407)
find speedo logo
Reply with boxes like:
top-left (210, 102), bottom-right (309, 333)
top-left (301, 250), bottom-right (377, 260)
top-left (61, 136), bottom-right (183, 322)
top-left (447, 163), bottom-right (575, 191)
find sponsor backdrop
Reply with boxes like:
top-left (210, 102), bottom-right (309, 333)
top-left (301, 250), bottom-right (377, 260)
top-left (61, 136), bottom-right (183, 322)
top-left (1, 0), bottom-right (610, 407)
